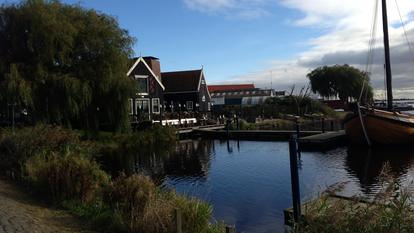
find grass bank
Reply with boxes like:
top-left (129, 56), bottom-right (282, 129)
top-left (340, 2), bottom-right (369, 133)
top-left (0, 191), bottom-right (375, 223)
top-left (293, 165), bottom-right (414, 233)
top-left (0, 124), bottom-right (225, 233)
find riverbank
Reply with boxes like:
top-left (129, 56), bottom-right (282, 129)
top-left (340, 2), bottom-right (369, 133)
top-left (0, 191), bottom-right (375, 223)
top-left (0, 177), bottom-right (95, 233)
top-left (0, 125), bottom-right (225, 233)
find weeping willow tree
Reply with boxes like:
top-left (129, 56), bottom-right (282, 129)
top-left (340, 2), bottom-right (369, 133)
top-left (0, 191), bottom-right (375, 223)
top-left (0, 0), bottom-right (135, 131)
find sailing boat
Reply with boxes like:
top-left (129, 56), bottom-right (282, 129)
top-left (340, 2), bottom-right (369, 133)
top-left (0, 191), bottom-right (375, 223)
top-left (344, 0), bottom-right (414, 145)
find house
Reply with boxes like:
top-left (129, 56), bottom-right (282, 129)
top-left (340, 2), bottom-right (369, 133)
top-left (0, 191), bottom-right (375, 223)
top-left (208, 84), bottom-right (285, 107)
top-left (127, 56), bottom-right (165, 121)
top-left (162, 69), bottom-right (211, 113)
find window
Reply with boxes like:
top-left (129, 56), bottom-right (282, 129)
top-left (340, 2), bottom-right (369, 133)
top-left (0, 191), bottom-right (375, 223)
top-left (186, 101), bottom-right (193, 110)
top-left (202, 95), bottom-right (206, 102)
top-left (152, 98), bottom-right (160, 114)
top-left (201, 79), bottom-right (205, 85)
top-left (135, 75), bottom-right (148, 95)
top-left (129, 98), bottom-right (134, 115)
top-left (207, 102), bottom-right (211, 111)
top-left (136, 99), bottom-right (150, 114)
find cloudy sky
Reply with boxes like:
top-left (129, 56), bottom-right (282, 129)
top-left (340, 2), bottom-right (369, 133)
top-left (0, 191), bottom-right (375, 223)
top-left (3, 0), bottom-right (414, 98)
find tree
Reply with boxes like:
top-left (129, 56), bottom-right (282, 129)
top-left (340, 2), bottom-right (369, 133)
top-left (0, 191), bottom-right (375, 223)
top-left (0, 0), bottom-right (135, 131)
top-left (307, 64), bottom-right (373, 103)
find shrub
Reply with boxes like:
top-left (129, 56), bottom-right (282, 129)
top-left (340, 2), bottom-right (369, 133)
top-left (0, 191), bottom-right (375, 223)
top-left (25, 151), bottom-right (109, 203)
top-left (0, 124), bottom-right (82, 177)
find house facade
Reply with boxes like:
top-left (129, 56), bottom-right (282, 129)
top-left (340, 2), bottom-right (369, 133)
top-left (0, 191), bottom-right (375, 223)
top-left (127, 56), bottom-right (165, 121)
top-left (162, 69), bottom-right (211, 113)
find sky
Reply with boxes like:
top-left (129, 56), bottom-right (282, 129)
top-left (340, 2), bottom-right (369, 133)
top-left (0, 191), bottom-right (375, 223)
top-left (3, 0), bottom-right (414, 98)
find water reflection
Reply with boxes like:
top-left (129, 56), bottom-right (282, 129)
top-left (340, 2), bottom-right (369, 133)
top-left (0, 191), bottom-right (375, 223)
top-left (100, 139), bottom-right (414, 233)
top-left (345, 146), bottom-right (414, 195)
top-left (101, 140), bottom-right (214, 183)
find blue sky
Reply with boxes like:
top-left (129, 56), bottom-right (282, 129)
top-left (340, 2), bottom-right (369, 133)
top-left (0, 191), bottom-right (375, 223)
top-left (57, 0), bottom-right (318, 85)
top-left (3, 0), bottom-right (414, 98)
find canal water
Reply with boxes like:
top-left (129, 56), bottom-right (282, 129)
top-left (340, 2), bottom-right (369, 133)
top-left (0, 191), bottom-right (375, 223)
top-left (102, 140), bottom-right (414, 233)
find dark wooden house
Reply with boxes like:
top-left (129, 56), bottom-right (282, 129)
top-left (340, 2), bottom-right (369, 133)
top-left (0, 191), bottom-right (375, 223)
top-left (127, 56), bottom-right (165, 121)
top-left (162, 69), bottom-right (211, 113)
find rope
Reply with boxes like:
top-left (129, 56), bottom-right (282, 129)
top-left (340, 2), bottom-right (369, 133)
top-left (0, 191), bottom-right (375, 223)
top-left (359, 0), bottom-right (379, 103)
top-left (357, 103), bottom-right (372, 146)
top-left (394, 0), bottom-right (414, 62)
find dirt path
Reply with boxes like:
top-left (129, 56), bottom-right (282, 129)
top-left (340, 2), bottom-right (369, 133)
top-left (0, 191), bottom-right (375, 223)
top-left (0, 178), bottom-right (95, 233)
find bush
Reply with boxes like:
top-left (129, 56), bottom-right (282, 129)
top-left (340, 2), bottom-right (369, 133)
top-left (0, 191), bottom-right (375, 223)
top-left (104, 173), bottom-right (220, 233)
top-left (25, 151), bottom-right (109, 203)
top-left (0, 124), bottom-right (82, 177)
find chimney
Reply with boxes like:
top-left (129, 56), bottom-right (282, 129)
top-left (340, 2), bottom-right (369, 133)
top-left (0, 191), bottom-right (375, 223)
top-left (143, 56), bottom-right (161, 78)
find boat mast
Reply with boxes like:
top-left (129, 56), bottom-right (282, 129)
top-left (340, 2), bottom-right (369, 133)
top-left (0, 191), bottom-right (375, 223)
top-left (381, 0), bottom-right (393, 111)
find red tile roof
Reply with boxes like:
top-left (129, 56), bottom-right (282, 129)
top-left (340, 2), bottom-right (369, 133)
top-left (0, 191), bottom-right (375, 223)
top-left (208, 84), bottom-right (255, 93)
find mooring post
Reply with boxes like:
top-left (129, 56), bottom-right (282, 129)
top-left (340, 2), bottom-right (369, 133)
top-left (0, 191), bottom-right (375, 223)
top-left (225, 225), bottom-right (236, 233)
top-left (321, 117), bottom-right (325, 133)
top-left (295, 118), bottom-right (300, 138)
top-left (289, 136), bottom-right (301, 222)
top-left (175, 209), bottom-right (182, 233)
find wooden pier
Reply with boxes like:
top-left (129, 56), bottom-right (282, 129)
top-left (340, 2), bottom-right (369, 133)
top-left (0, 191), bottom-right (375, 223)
top-left (298, 130), bottom-right (347, 151)
top-left (193, 129), bottom-right (322, 141)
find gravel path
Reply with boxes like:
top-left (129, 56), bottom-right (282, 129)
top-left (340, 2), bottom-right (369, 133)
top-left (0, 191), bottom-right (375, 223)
top-left (0, 178), bottom-right (95, 233)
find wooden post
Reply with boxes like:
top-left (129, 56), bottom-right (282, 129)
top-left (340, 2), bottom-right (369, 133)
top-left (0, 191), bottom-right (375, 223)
top-left (289, 136), bottom-right (301, 222)
top-left (175, 209), bottom-right (182, 233)
top-left (295, 118), bottom-right (300, 138)
top-left (225, 225), bottom-right (236, 233)
top-left (321, 117), bottom-right (325, 133)
top-left (330, 120), bottom-right (334, 131)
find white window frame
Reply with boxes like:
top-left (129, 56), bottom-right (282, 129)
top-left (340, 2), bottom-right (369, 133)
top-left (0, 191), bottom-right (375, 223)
top-left (135, 75), bottom-right (149, 95)
top-left (129, 98), bottom-right (134, 115)
top-left (208, 102), bottom-right (211, 111)
top-left (186, 101), bottom-right (193, 111)
top-left (136, 98), bottom-right (150, 114)
top-left (152, 98), bottom-right (160, 114)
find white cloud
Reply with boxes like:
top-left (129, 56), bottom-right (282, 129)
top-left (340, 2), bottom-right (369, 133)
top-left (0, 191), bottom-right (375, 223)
top-left (218, 0), bottom-right (414, 98)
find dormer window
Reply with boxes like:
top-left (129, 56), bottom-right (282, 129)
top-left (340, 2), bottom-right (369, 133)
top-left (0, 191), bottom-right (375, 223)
top-left (135, 75), bottom-right (149, 95)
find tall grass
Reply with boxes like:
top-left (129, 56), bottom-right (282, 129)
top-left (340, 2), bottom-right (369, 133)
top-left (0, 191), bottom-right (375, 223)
top-left (0, 124), bottom-right (223, 233)
top-left (295, 164), bottom-right (414, 233)
top-left (25, 151), bottom-right (109, 203)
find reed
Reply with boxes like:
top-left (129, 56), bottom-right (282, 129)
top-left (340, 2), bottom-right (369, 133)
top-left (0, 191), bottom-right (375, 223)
top-left (295, 164), bottom-right (414, 233)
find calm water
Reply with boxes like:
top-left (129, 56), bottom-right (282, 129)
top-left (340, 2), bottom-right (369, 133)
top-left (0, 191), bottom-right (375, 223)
top-left (102, 140), bottom-right (414, 233)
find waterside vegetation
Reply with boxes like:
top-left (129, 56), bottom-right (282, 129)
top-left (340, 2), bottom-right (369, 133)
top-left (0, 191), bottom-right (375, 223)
top-left (0, 124), bottom-right (225, 233)
top-left (294, 165), bottom-right (414, 233)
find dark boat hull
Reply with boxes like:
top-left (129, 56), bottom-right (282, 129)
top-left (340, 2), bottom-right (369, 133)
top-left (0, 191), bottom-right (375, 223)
top-left (344, 108), bottom-right (414, 145)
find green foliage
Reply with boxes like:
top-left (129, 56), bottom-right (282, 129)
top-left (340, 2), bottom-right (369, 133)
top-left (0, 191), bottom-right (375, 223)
top-left (0, 124), bottom-right (82, 176)
top-left (25, 151), bottom-right (109, 203)
top-left (307, 64), bottom-right (373, 102)
top-left (223, 96), bottom-right (335, 122)
top-left (104, 173), bottom-right (220, 233)
top-left (0, 125), bottom-right (222, 233)
top-left (0, 0), bottom-right (135, 131)
top-left (174, 195), bottom-right (214, 233)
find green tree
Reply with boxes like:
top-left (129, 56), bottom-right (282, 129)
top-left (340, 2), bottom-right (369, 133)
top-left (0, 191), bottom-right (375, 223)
top-left (307, 64), bottom-right (373, 103)
top-left (0, 0), bottom-right (135, 131)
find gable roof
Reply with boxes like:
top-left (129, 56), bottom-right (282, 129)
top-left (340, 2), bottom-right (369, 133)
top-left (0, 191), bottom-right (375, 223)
top-left (161, 69), bottom-right (203, 93)
top-left (127, 57), bottom-right (165, 90)
top-left (208, 84), bottom-right (255, 93)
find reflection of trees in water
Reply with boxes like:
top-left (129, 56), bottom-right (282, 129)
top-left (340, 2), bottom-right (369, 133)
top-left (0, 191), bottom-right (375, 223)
top-left (345, 146), bottom-right (414, 194)
top-left (100, 140), bottom-right (215, 183)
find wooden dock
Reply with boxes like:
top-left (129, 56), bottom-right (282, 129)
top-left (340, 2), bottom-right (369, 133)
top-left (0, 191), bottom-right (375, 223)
top-left (298, 130), bottom-right (347, 151)
top-left (193, 129), bottom-right (322, 141)
top-left (284, 194), bottom-right (370, 226)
